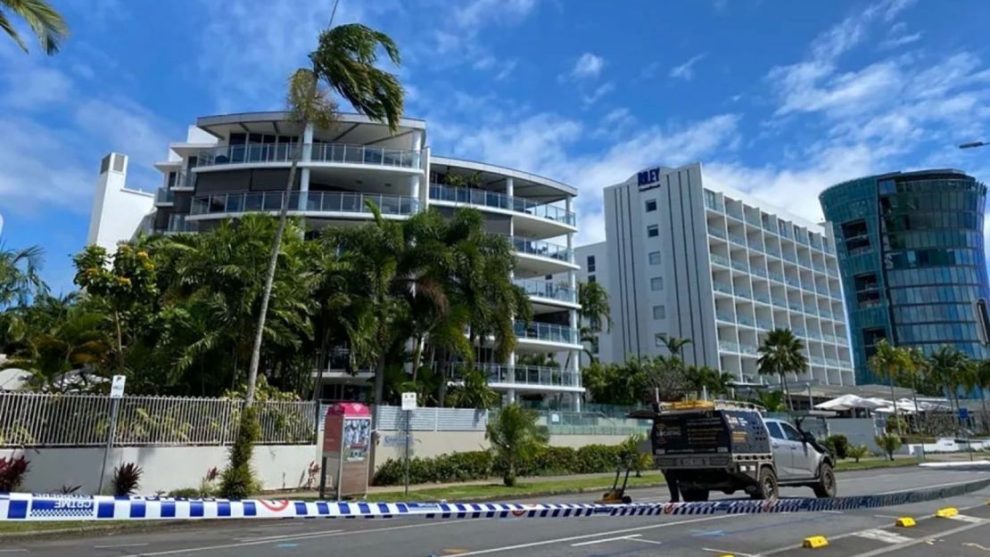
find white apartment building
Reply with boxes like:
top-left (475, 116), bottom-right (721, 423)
top-left (89, 111), bottom-right (584, 407)
top-left (576, 163), bottom-right (855, 387)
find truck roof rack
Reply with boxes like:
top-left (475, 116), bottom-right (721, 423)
top-left (628, 399), bottom-right (766, 419)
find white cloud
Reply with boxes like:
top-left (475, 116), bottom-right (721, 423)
top-left (453, 0), bottom-right (537, 29)
top-left (571, 53), bottom-right (605, 80)
top-left (582, 82), bottom-right (614, 106)
top-left (880, 22), bottom-right (922, 49)
top-left (669, 53), bottom-right (706, 81)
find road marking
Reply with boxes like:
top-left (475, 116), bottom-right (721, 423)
top-left (850, 520), bottom-right (990, 557)
top-left (627, 537), bottom-right (664, 546)
top-left (94, 543), bottom-right (149, 549)
top-left (0, 550), bottom-right (27, 554)
top-left (876, 477), bottom-right (985, 495)
top-left (964, 542), bottom-right (990, 551)
top-left (571, 534), bottom-right (641, 547)
top-left (948, 514), bottom-right (983, 524)
top-left (703, 548), bottom-right (757, 557)
top-left (449, 514), bottom-right (738, 556)
top-left (853, 529), bottom-right (913, 544)
top-left (236, 529), bottom-right (343, 542)
top-left (123, 520), bottom-right (483, 556)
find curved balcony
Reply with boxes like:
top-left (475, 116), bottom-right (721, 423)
top-left (450, 363), bottom-right (581, 392)
top-left (188, 191), bottom-right (419, 219)
top-left (195, 143), bottom-right (420, 170)
top-left (429, 184), bottom-right (575, 227)
top-left (514, 321), bottom-right (580, 347)
top-left (514, 278), bottom-right (577, 304)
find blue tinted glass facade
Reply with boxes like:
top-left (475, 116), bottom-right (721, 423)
top-left (820, 170), bottom-right (990, 384)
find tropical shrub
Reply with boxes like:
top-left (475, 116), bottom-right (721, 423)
top-left (846, 444), bottom-right (870, 463)
top-left (825, 435), bottom-right (849, 459)
top-left (167, 487), bottom-right (202, 498)
top-left (486, 404), bottom-right (548, 487)
top-left (111, 462), bottom-right (143, 496)
top-left (0, 455), bottom-right (29, 492)
top-left (875, 434), bottom-right (903, 461)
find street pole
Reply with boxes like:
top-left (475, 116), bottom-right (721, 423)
top-left (97, 397), bottom-right (119, 494)
top-left (404, 409), bottom-right (411, 496)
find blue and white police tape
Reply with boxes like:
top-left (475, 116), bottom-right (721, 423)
top-left (2, 476), bottom-right (989, 522)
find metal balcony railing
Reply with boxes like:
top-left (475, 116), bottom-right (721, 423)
top-left (196, 143), bottom-right (420, 169)
top-left (190, 191), bottom-right (420, 217)
top-left (429, 184), bottom-right (575, 226)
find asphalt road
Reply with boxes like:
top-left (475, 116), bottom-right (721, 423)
top-left (6, 466), bottom-right (990, 557)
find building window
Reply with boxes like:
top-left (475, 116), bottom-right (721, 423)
top-left (649, 251), bottom-right (661, 265)
top-left (651, 277), bottom-right (663, 291)
top-left (588, 275), bottom-right (596, 283)
top-left (645, 199), bottom-right (657, 212)
top-left (652, 305), bottom-right (666, 319)
top-left (587, 255), bottom-right (596, 272)
top-left (647, 225), bottom-right (659, 238)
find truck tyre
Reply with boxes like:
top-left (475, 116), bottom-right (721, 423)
top-left (812, 462), bottom-right (837, 498)
top-left (750, 466), bottom-right (778, 500)
top-left (681, 489), bottom-right (709, 502)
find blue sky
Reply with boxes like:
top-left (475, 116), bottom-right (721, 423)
top-left (1, 0), bottom-right (989, 294)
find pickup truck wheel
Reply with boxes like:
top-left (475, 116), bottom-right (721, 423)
top-left (750, 466), bottom-right (778, 500)
top-left (681, 489), bottom-right (709, 502)
top-left (813, 463), bottom-right (837, 498)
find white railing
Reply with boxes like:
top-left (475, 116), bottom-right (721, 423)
top-left (429, 184), bottom-right (576, 226)
top-left (0, 393), bottom-right (315, 447)
top-left (196, 143), bottom-right (420, 169)
top-left (190, 191), bottom-right (419, 217)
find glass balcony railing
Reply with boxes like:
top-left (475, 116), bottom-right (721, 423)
top-left (163, 214), bottom-right (197, 234)
top-left (311, 143), bottom-right (420, 168)
top-left (731, 259), bottom-right (749, 272)
top-left (190, 191), bottom-right (420, 217)
top-left (713, 281), bottom-right (734, 295)
top-left (514, 321), bottom-right (579, 344)
top-left (716, 311), bottom-right (734, 322)
top-left (429, 184), bottom-right (575, 226)
top-left (769, 271), bottom-right (786, 284)
top-left (450, 363), bottom-right (578, 388)
top-left (155, 188), bottom-right (174, 204)
top-left (757, 319), bottom-right (774, 329)
top-left (719, 341), bottom-right (758, 355)
top-left (196, 143), bottom-right (420, 169)
top-left (728, 232), bottom-right (747, 246)
top-left (710, 254), bottom-right (731, 268)
top-left (510, 236), bottom-right (573, 263)
top-left (754, 292), bottom-right (772, 304)
top-left (514, 278), bottom-right (576, 303)
top-left (708, 227), bottom-right (727, 239)
top-left (751, 266), bottom-right (768, 278)
top-left (736, 288), bottom-right (753, 299)
top-left (738, 315), bottom-right (755, 327)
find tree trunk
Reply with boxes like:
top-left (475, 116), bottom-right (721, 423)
top-left (113, 310), bottom-right (124, 373)
top-left (980, 389), bottom-right (989, 434)
top-left (889, 378), bottom-right (902, 436)
top-left (780, 372), bottom-right (792, 411)
top-left (245, 158), bottom-right (300, 404)
top-left (911, 378), bottom-right (922, 434)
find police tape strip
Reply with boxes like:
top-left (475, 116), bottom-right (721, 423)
top-left (2, 477), bottom-right (989, 522)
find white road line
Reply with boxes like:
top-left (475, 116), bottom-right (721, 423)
top-left (235, 529), bottom-right (344, 542)
top-left (853, 529), bottom-right (913, 544)
top-left (570, 534), bottom-right (641, 547)
top-left (123, 520), bottom-right (483, 557)
top-left (851, 520), bottom-right (990, 557)
top-left (627, 537), bottom-right (664, 546)
top-left (449, 514), bottom-right (739, 556)
top-left (94, 543), bottom-right (150, 549)
top-left (0, 550), bottom-right (27, 554)
top-left (949, 514), bottom-right (984, 524)
top-left (703, 548), bottom-right (756, 557)
top-left (876, 477), bottom-right (985, 495)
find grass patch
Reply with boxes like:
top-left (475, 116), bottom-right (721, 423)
top-left (366, 471), bottom-right (667, 502)
top-left (836, 457), bottom-right (918, 471)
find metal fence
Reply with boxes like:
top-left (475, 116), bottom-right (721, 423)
top-left (0, 393), bottom-right (316, 448)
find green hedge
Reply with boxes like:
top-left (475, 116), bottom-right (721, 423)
top-left (373, 444), bottom-right (630, 486)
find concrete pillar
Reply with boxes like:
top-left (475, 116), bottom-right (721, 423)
top-left (572, 392), bottom-right (582, 412)
top-left (419, 145), bottom-right (430, 210)
top-left (507, 389), bottom-right (516, 404)
top-left (505, 177), bottom-right (514, 197)
top-left (298, 122), bottom-right (314, 211)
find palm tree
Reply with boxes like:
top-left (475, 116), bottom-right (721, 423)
top-left (757, 328), bottom-right (807, 411)
top-left (0, 0), bottom-right (67, 54)
top-left (929, 345), bottom-right (968, 418)
top-left (577, 281), bottom-right (611, 363)
top-left (658, 336), bottom-right (691, 357)
top-left (905, 347), bottom-right (930, 432)
top-left (2, 308), bottom-right (109, 392)
top-left (485, 404), bottom-right (548, 487)
top-left (976, 359), bottom-right (990, 434)
top-left (246, 22), bottom-right (404, 403)
top-left (683, 365), bottom-right (723, 399)
top-left (0, 244), bottom-right (47, 310)
top-left (867, 340), bottom-right (911, 434)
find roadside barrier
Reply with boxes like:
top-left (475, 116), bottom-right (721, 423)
top-left (2, 476), bottom-right (989, 522)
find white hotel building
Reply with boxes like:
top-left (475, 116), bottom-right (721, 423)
top-left (87, 112), bottom-right (584, 407)
top-left (577, 163), bottom-right (855, 387)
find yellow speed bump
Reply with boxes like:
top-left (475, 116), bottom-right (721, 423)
top-left (935, 507), bottom-right (959, 518)
top-left (803, 536), bottom-right (829, 549)
top-left (895, 517), bottom-right (917, 528)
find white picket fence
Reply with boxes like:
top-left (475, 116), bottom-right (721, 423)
top-left (0, 393), bottom-right (316, 447)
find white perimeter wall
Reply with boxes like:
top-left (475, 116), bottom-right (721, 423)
top-left (1, 445), bottom-right (317, 494)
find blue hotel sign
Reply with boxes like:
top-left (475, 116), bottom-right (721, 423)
top-left (637, 167), bottom-right (662, 190)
